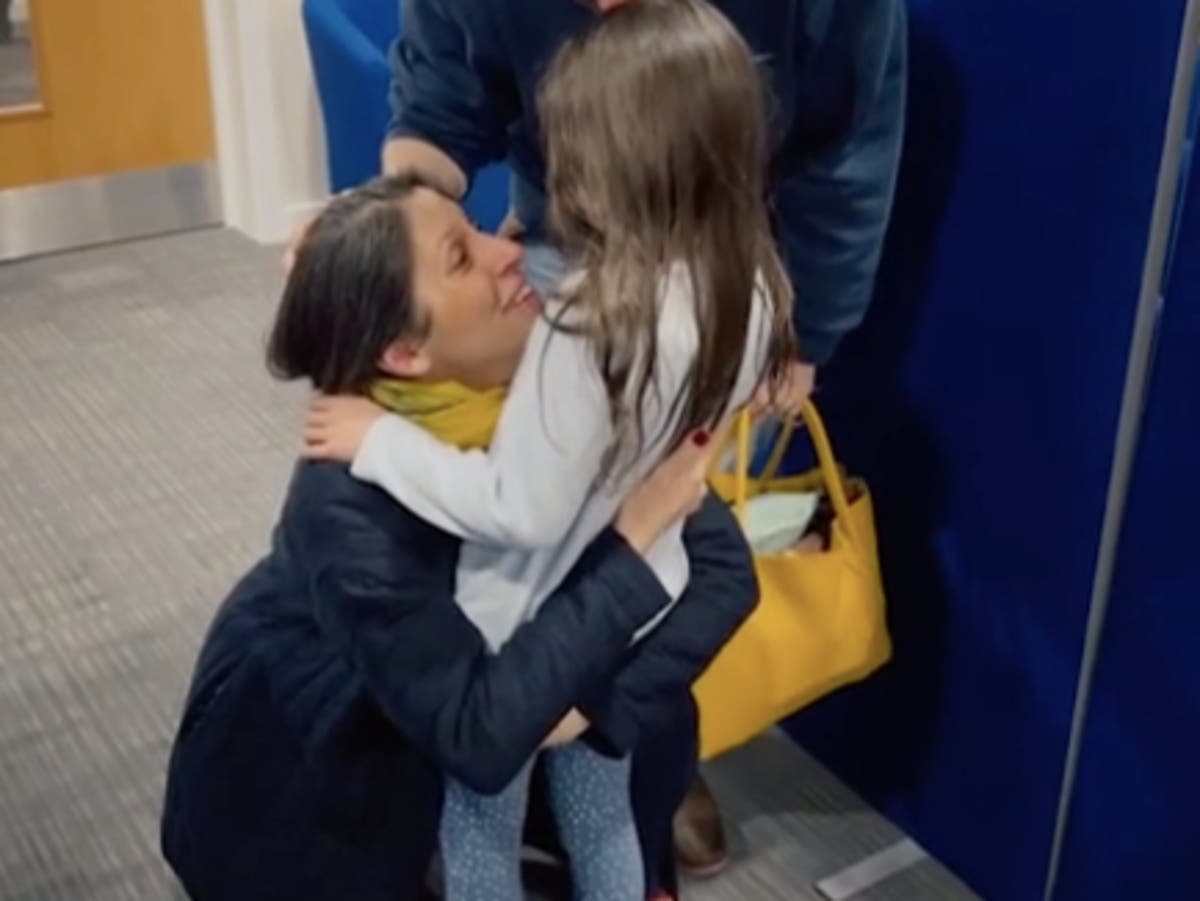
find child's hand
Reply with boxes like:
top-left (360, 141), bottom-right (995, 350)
top-left (303, 394), bottom-right (386, 462)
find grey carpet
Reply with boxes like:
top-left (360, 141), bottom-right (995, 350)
top-left (687, 735), bottom-right (979, 901)
top-left (0, 229), bottom-right (979, 900)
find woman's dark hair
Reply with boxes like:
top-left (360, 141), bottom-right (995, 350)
top-left (267, 174), bottom-right (437, 394)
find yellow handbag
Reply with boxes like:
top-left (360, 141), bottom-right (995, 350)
top-left (693, 402), bottom-right (892, 761)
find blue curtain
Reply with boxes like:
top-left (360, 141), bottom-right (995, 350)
top-left (301, 0), bottom-right (511, 230)
top-left (783, 2), bottom-right (1190, 898)
top-left (1053, 55), bottom-right (1200, 901)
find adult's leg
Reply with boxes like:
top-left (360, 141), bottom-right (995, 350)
top-left (630, 693), bottom-right (700, 897)
top-left (439, 767), bottom-right (533, 901)
top-left (672, 776), bottom-right (730, 879)
top-left (546, 742), bottom-right (644, 900)
top-left (671, 422), bottom-right (788, 882)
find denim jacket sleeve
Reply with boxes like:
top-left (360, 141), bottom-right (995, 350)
top-left (289, 464), bottom-right (669, 793)
top-left (778, 0), bottom-right (907, 365)
top-left (386, 0), bottom-right (517, 181)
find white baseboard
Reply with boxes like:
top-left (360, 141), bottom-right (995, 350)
top-left (203, 0), bottom-right (330, 246)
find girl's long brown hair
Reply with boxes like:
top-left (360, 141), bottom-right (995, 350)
top-left (538, 0), bottom-right (796, 479)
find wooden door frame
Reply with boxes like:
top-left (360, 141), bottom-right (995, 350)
top-left (0, 0), bottom-right (224, 260)
top-left (1, 0), bottom-right (54, 122)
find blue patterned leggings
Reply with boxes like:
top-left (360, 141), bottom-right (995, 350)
top-left (439, 741), bottom-right (644, 901)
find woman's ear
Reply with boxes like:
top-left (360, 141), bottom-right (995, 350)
top-left (378, 340), bottom-right (431, 379)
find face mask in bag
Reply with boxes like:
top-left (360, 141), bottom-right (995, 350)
top-left (742, 491), bottom-right (820, 554)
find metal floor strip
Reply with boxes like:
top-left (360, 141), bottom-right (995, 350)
top-left (815, 839), bottom-right (929, 901)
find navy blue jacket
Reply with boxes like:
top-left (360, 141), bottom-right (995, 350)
top-left (160, 461), bottom-right (756, 900)
top-left (388, 0), bottom-right (907, 364)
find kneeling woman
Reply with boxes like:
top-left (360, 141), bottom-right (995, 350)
top-left (160, 176), bottom-right (757, 900)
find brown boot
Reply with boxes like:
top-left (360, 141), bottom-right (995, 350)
top-left (672, 775), bottom-right (730, 878)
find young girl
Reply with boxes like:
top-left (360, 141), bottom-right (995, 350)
top-left (305, 1), bottom-right (794, 898)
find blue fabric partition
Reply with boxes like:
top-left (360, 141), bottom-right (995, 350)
top-left (301, 0), bottom-right (511, 230)
top-left (782, 2), bottom-right (1189, 899)
top-left (1052, 72), bottom-right (1200, 901)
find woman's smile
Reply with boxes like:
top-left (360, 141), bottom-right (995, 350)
top-left (502, 280), bottom-right (541, 316)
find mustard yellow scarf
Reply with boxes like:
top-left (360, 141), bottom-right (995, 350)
top-left (369, 378), bottom-right (506, 450)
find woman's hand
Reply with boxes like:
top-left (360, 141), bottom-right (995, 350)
top-left (543, 708), bottom-right (590, 748)
top-left (615, 421), bottom-right (731, 554)
top-left (302, 394), bottom-right (387, 462)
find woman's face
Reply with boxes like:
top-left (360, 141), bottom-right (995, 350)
top-left (384, 188), bottom-right (540, 389)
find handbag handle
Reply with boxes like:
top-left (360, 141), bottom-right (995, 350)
top-left (731, 402), bottom-right (858, 544)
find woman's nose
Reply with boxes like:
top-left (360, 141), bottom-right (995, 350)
top-left (484, 233), bottom-right (525, 277)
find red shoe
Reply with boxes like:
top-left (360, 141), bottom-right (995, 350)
top-left (648, 893), bottom-right (676, 901)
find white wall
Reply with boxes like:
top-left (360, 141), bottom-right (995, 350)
top-left (203, 0), bottom-right (330, 243)
top-left (268, 0), bottom-right (330, 231)
top-left (11, 1), bottom-right (29, 24)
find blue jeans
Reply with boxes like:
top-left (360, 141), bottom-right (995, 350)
top-left (439, 742), bottom-right (644, 901)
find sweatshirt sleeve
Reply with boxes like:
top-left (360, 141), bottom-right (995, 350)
top-left (351, 320), bottom-right (612, 549)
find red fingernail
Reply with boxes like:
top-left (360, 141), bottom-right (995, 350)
top-left (692, 430), bottom-right (710, 447)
